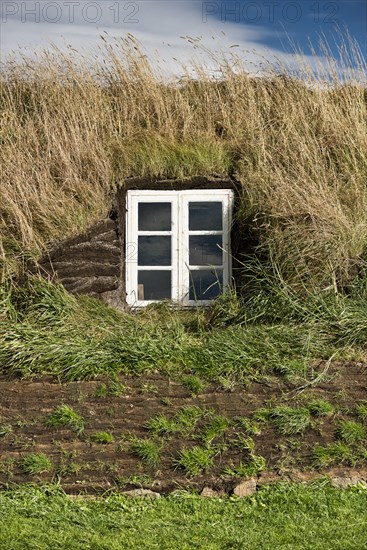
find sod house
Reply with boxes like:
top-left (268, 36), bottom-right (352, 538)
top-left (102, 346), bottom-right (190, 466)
top-left (34, 176), bottom-right (244, 309)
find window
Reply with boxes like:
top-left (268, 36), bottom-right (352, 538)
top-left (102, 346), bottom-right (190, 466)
top-left (126, 189), bottom-right (234, 306)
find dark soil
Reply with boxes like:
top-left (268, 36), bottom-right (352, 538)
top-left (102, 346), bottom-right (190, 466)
top-left (0, 361), bottom-right (366, 494)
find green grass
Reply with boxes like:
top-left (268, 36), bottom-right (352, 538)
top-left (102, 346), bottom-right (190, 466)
top-left (129, 439), bottom-right (161, 468)
top-left (0, 425), bottom-right (13, 438)
top-left (118, 136), bottom-right (231, 181)
top-left (175, 446), bottom-right (215, 476)
top-left (95, 382), bottom-right (126, 398)
top-left (45, 405), bottom-right (84, 435)
top-left (174, 407), bottom-right (211, 435)
top-left (115, 474), bottom-right (153, 488)
top-left (235, 435), bottom-right (256, 453)
top-left (223, 454), bottom-right (266, 478)
top-left (90, 432), bottom-right (114, 445)
top-left (306, 399), bottom-right (335, 417)
top-left (355, 401), bottom-right (367, 420)
top-left (181, 375), bottom-right (207, 396)
top-left (1, 275), bottom-right (365, 384)
top-left (1, 313), bottom-right (329, 383)
top-left (139, 382), bottom-right (159, 395)
top-left (335, 420), bottom-right (366, 444)
top-left (19, 454), bottom-right (52, 475)
top-left (311, 442), bottom-right (360, 468)
top-left (259, 406), bottom-right (312, 436)
top-left (145, 414), bottom-right (178, 437)
top-left (235, 417), bottom-right (261, 436)
top-left (201, 415), bottom-right (230, 446)
top-left (146, 407), bottom-right (211, 439)
top-left (0, 483), bottom-right (367, 549)
top-left (95, 383), bottom-right (109, 398)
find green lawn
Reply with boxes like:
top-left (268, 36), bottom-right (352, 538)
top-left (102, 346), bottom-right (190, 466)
top-left (1, 483), bottom-right (366, 549)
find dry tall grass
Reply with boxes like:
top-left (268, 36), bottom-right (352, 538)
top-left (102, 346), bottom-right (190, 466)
top-left (1, 35), bottom-right (366, 289)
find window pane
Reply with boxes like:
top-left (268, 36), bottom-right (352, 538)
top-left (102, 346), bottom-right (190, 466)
top-left (189, 235), bottom-right (223, 266)
top-left (138, 203), bottom-right (171, 231)
top-left (138, 236), bottom-right (171, 266)
top-left (189, 270), bottom-right (223, 301)
top-left (138, 271), bottom-right (171, 300)
top-left (189, 202), bottom-right (222, 231)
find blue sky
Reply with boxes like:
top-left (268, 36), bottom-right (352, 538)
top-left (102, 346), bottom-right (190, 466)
top-left (1, 1), bottom-right (366, 72)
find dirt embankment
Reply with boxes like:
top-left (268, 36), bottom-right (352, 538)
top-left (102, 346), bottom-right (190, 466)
top-left (0, 362), bottom-right (366, 494)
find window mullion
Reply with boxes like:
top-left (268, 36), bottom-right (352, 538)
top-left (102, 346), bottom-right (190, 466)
top-left (177, 192), bottom-right (183, 303)
top-left (180, 193), bottom-right (190, 305)
top-left (172, 195), bottom-right (179, 303)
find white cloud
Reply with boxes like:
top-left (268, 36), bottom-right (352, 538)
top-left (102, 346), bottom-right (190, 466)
top-left (0, 1), bottom-right (348, 78)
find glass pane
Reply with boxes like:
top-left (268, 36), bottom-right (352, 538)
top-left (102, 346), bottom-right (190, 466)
top-left (138, 271), bottom-right (171, 300)
top-left (189, 270), bottom-right (223, 301)
top-left (189, 236), bottom-right (223, 266)
top-left (138, 236), bottom-right (171, 266)
top-left (189, 202), bottom-right (222, 231)
top-left (138, 203), bottom-right (171, 231)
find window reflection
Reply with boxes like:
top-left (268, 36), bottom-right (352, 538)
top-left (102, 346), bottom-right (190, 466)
top-left (138, 271), bottom-right (171, 300)
top-left (138, 236), bottom-right (171, 266)
top-left (189, 270), bottom-right (223, 300)
top-left (189, 235), bottom-right (223, 266)
top-left (138, 203), bottom-right (171, 231)
top-left (189, 202), bottom-right (222, 231)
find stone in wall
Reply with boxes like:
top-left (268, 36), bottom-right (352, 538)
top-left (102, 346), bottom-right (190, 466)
top-left (34, 217), bottom-right (123, 306)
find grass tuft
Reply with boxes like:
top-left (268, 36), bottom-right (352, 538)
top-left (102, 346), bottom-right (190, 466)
top-left (181, 375), bottom-right (206, 397)
top-left (267, 406), bottom-right (312, 436)
top-left (19, 453), bottom-right (52, 475)
top-left (306, 399), bottom-right (335, 417)
top-left (311, 442), bottom-right (358, 468)
top-left (174, 406), bottom-right (211, 434)
top-left (335, 420), bottom-right (366, 444)
top-left (90, 432), bottom-right (114, 445)
top-left (201, 415), bottom-right (230, 445)
top-left (175, 446), bottom-right (215, 476)
top-left (95, 381), bottom-right (126, 398)
top-left (355, 401), bottom-right (367, 420)
top-left (0, 424), bottom-right (13, 438)
top-left (45, 405), bottom-right (84, 435)
top-left (129, 439), bottom-right (161, 468)
top-left (145, 414), bottom-right (178, 437)
top-left (223, 455), bottom-right (266, 478)
top-left (236, 417), bottom-right (261, 436)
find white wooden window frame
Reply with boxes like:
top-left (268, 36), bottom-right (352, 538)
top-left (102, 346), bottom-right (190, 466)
top-left (126, 189), bottom-right (234, 307)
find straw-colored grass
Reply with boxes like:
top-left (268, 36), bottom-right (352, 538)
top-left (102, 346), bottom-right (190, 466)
top-left (1, 35), bottom-right (366, 288)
